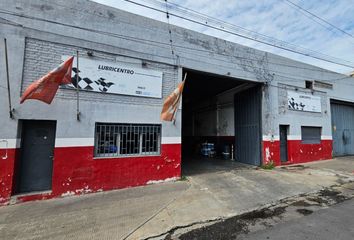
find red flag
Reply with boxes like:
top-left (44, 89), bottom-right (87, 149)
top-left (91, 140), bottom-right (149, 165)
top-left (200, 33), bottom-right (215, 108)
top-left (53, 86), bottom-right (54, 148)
top-left (20, 56), bottom-right (74, 104)
top-left (161, 74), bottom-right (187, 121)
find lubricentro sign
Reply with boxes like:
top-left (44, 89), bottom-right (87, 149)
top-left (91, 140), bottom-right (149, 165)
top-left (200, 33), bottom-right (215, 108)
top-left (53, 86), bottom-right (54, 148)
top-left (61, 56), bottom-right (163, 98)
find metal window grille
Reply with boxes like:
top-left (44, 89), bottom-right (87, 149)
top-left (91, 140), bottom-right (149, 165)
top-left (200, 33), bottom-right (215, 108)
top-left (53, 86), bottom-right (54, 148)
top-left (95, 123), bottom-right (161, 157)
top-left (301, 126), bottom-right (322, 144)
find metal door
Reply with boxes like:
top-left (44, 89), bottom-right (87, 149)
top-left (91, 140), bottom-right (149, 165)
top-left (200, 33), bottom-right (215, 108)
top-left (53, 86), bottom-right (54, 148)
top-left (18, 120), bottom-right (56, 193)
top-left (234, 86), bottom-right (262, 166)
top-left (331, 101), bottom-right (354, 156)
top-left (279, 125), bottom-right (288, 162)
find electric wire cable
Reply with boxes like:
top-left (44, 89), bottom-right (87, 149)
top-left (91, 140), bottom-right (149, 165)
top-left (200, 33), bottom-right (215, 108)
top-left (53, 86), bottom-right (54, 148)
top-left (42, 0), bottom-right (344, 73)
top-left (1, 7), bottom-right (353, 85)
top-left (283, 0), bottom-right (354, 40)
top-left (127, 0), bottom-right (354, 68)
top-left (3, 2), bottom-right (351, 75)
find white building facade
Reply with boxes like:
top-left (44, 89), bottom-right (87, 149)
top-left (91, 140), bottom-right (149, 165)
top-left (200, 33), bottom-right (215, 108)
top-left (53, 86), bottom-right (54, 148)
top-left (1, 0), bottom-right (354, 205)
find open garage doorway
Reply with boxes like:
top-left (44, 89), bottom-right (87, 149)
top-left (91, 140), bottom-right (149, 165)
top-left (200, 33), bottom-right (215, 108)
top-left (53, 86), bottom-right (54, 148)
top-left (181, 69), bottom-right (262, 176)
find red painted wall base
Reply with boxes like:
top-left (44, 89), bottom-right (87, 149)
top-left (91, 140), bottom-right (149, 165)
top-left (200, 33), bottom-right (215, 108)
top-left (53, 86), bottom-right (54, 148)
top-left (0, 144), bottom-right (181, 206)
top-left (263, 140), bottom-right (332, 166)
top-left (0, 148), bottom-right (17, 205)
top-left (1, 139), bottom-right (333, 206)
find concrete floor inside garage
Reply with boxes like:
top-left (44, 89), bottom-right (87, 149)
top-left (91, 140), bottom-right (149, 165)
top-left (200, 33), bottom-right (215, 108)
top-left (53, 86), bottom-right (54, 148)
top-left (181, 69), bottom-right (262, 176)
top-left (182, 157), bottom-right (252, 176)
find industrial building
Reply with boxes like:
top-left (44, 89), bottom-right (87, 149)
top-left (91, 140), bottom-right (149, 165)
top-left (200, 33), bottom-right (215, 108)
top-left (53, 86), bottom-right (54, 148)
top-left (1, 0), bottom-right (354, 205)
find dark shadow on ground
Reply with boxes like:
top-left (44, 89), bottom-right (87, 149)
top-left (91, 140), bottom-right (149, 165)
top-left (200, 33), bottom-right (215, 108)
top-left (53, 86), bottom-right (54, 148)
top-left (182, 156), bottom-right (254, 176)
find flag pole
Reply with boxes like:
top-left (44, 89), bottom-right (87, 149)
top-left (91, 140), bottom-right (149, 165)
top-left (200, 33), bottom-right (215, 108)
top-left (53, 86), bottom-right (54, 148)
top-left (4, 38), bottom-right (13, 119)
top-left (76, 50), bottom-right (80, 121)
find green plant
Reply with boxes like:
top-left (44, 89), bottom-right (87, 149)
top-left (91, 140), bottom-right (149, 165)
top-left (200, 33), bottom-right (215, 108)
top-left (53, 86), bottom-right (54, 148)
top-left (179, 176), bottom-right (188, 181)
top-left (261, 160), bottom-right (275, 170)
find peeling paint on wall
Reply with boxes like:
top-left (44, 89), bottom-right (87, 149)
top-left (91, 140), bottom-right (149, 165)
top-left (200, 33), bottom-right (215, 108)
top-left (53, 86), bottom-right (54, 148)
top-left (265, 147), bottom-right (271, 164)
top-left (0, 144), bottom-right (181, 206)
top-left (61, 191), bottom-right (75, 197)
top-left (263, 140), bottom-right (332, 166)
top-left (146, 177), bottom-right (178, 185)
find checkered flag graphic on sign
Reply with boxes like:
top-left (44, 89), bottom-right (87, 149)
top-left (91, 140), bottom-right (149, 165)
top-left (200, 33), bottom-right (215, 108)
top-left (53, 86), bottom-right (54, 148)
top-left (65, 67), bottom-right (115, 92)
top-left (95, 78), bottom-right (114, 92)
top-left (71, 67), bottom-right (95, 90)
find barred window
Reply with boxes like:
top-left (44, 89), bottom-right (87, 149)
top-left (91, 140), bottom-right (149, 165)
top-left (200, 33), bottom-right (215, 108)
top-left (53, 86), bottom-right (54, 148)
top-left (94, 123), bottom-right (161, 157)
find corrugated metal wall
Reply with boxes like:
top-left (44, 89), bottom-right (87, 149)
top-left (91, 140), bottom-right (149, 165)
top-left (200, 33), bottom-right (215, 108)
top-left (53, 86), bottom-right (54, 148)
top-left (234, 86), bottom-right (262, 166)
top-left (331, 101), bottom-right (354, 156)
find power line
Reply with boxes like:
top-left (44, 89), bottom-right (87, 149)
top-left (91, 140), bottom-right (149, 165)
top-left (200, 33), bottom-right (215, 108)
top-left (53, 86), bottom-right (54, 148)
top-left (3, 2), bottom-right (350, 75)
top-left (174, 45), bottom-right (353, 83)
top-left (282, 0), bottom-right (338, 36)
top-left (267, 83), bottom-right (354, 104)
top-left (58, 0), bottom-right (351, 74)
top-left (124, 0), bottom-right (354, 69)
top-left (1, 7), bottom-right (353, 85)
top-left (272, 72), bottom-right (353, 84)
top-left (283, 0), bottom-right (354, 40)
top-left (84, 4), bottom-right (353, 101)
top-left (3, 9), bottom-right (354, 105)
top-left (0, 8), bottom-right (337, 74)
top-left (164, 0), bottom-right (174, 55)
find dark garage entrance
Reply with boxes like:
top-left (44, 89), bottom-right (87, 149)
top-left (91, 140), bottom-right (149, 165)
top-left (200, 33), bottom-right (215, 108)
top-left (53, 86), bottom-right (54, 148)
top-left (331, 100), bottom-right (354, 156)
top-left (17, 120), bottom-right (56, 194)
top-left (181, 69), bottom-right (262, 175)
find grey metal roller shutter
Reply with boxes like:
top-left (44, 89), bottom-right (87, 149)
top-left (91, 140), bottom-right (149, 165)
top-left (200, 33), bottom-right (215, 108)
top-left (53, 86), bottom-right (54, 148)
top-left (234, 86), bottom-right (262, 166)
top-left (331, 101), bottom-right (354, 156)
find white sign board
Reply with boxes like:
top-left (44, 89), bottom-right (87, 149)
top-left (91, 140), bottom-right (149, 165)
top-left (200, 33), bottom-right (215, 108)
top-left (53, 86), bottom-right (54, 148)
top-left (287, 91), bottom-right (321, 113)
top-left (61, 56), bottom-right (163, 98)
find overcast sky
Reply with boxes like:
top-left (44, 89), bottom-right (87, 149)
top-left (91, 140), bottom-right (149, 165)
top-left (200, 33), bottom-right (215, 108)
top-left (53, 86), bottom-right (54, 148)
top-left (93, 0), bottom-right (354, 74)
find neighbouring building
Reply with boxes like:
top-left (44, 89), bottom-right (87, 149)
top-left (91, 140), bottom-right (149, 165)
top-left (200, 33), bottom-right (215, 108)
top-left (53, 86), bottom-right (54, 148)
top-left (1, 0), bottom-right (354, 205)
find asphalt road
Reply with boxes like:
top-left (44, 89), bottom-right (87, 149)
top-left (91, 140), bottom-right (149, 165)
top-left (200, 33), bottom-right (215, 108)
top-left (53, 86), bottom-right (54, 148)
top-left (239, 199), bottom-right (354, 240)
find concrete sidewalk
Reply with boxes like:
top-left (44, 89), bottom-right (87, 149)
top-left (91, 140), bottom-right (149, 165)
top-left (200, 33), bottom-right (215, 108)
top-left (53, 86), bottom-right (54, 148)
top-left (128, 157), bottom-right (354, 239)
top-left (0, 182), bottom-right (189, 240)
top-left (1, 157), bottom-right (353, 240)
